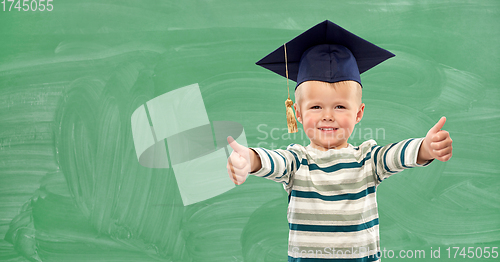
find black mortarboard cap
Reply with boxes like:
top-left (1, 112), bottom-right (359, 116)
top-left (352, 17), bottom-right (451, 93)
top-left (256, 20), bottom-right (395, 88)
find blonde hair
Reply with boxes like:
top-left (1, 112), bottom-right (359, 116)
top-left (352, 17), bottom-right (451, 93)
top-left (294, 80), bottom-right (362, 106)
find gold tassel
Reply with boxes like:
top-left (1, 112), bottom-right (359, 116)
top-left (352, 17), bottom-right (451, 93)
top-left (284, 43), bottom-right (297, 133)
top-left (285, 98), bottom-right (298, 133)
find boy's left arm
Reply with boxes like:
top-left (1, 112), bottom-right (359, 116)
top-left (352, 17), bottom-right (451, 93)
top-left (417, 117), bottom-right (453, 164)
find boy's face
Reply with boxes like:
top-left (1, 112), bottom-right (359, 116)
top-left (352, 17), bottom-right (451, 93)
top-left (294, 80), bottom-right (364, 151)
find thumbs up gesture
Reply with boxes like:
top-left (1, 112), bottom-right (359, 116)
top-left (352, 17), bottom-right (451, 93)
top-left (418, 117), bottom-right (453, 163)
top-left (227, 136), bottom-right (261, 185)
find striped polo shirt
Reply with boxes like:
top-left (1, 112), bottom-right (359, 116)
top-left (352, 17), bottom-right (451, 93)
top-left (250, 138), bottom-right (430, 262)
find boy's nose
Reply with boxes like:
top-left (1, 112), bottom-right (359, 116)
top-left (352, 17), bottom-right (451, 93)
top-left (322, 111), bottom-right (334, 121)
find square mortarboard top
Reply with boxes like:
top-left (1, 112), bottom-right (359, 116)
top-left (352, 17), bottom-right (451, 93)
top-left (256, 20), bottom-right (395, 88)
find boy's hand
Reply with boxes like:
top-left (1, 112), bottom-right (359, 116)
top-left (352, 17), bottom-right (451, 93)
top-left (418, 117), bottom-right (453, 164)
top-left (226, 136), bottom-right (260, 185)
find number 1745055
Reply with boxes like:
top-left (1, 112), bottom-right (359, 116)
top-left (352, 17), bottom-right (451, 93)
top-left (2, 0), bottom-right (54, 12)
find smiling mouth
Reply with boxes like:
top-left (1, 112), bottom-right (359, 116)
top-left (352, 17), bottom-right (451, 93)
top-left (318, 127), bottom-right (339, 131)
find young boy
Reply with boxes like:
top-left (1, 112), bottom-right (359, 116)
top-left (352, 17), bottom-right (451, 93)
top-left (226, 20), bottom-right (452, 261)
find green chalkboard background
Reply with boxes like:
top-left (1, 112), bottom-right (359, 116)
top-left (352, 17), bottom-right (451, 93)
top-left (1, 0), bottom-right (499, 261)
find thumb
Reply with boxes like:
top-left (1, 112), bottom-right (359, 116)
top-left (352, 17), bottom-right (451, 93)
top-left (227, 136), bottom-right (248, 155)
top-left (428, 116), bottom-right (446, 134)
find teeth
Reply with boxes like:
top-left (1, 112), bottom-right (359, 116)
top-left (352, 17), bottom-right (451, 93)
top-left (320, 128), bottom-right (334, 130)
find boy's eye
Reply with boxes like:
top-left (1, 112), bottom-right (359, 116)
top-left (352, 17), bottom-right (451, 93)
top-left (335, 105), bottom-right (346, 109)
top-left (311, 106), bottom-right (321, 109)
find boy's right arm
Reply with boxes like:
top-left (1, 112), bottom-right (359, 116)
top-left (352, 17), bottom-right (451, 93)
top-left (226, 136), bottom-right (299, 187)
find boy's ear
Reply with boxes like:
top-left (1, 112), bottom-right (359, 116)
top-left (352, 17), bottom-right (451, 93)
top-left (294, 103), bottom-right (302, 124)
top-left (356, 103), bottom-right (365, 123)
